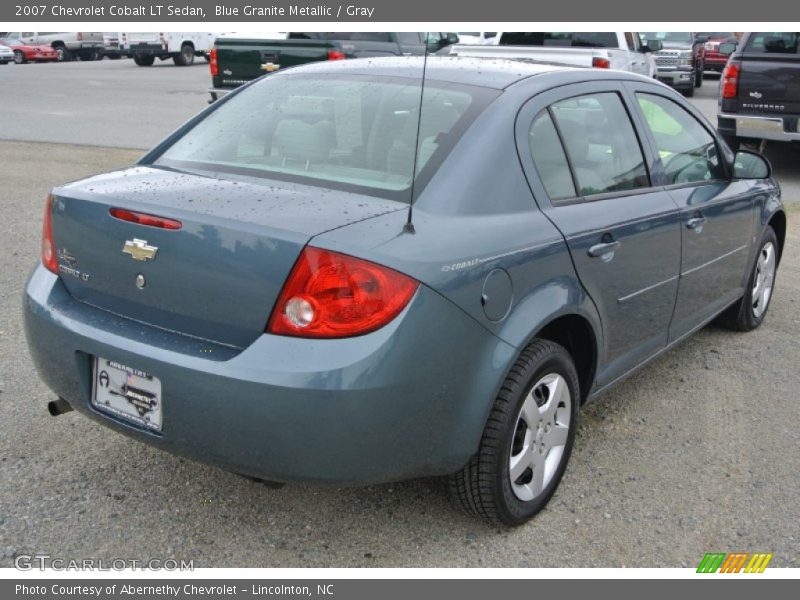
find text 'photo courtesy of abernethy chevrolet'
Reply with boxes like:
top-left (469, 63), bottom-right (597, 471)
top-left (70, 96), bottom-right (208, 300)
top-left (24, 48), bottom-right (785, 527)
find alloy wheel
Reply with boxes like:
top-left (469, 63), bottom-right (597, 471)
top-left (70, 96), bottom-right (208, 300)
top-left (509, 373), bottom-right (571, 501)
top-left (752, 241), bottom-right (776, 319)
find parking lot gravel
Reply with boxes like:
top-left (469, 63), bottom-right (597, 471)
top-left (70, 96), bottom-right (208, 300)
top-left (1, 60), bottom-right (799, 568)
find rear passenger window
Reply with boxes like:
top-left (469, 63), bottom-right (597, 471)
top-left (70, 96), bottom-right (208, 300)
top-left (529, 111), bottom-right (576, 200)
top-left (744, 32), bottom-right (799, 54)
top-left (550, 93), bottom-right (649, 196)
top-left (636, 94), bottom-right (725, 185)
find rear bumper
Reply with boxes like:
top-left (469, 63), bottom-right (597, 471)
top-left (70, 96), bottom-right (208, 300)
top-left (208, 88), bottom-right (233, 103)
top-left (718, 112), bottom-right (800, 142)
top-left (23, 265), bottom-right (515, 485)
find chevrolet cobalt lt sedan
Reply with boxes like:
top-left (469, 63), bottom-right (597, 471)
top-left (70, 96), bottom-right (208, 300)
top-left (24, 57), bottom-right (785, 526)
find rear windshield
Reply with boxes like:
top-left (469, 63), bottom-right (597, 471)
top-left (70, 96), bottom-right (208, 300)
top-left (640, 32), bottom-right (694, 43)
top-left (500, 32), bottom-right (618, 48)
top-left (744, 32), bottom-right (799, 54)
top-left (155, 74), bottom-right (497, 202)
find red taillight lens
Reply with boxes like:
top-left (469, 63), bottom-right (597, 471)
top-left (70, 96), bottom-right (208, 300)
top-left (592, 57), bottom-right (611, 69)
top-left (327, 49), bottom-right (346, 61)
top-left (267, 247), bottom-right (418, 338)
top-left (110, 208), bottom-right (182, 230)
top-left (209, 47), bottom-right (218, 76)
top-left (42, 195), bottom-right (58, 274)
top-left (721, 62), bottom-right (740, 99)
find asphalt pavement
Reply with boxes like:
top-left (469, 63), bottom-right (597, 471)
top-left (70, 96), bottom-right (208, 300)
top-left (0, 59), bottom-right (799, 568)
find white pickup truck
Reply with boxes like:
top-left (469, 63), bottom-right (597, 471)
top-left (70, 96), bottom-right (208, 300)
top-left (122, 32), bottom-right (216, 66)
top-left (452, 32), bottom-right (661, 78)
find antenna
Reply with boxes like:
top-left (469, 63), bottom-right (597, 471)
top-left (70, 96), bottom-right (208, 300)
top-left (404, 33), bottom-right (430, 235)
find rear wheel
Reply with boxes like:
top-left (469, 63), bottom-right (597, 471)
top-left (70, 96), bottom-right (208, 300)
top-left (717, 227), bottom-right (778, 331)
top-left (173, 44), bottom-right (195, 66)
top-left (449, 339), bottom-right (579, 527)
top-left (133, 54), bottom-right (155, 66)
top-left (54, 45), bottom-right (72, 62)
top-left (13, 50), bottom-right (26, 64)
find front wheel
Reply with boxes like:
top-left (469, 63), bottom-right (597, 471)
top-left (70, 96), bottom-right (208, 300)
top-left (695, 65), bottom-right (703, 87)
top-left (449, 339), bottom-right (580, 527)
top-left (13, 50), bottom-right (26, 64)
top-left (717, 226), bottom-right (779, 331)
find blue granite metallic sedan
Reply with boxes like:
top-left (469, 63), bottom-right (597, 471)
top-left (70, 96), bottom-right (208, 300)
top-left (24, 57), bottom-right (785, 526)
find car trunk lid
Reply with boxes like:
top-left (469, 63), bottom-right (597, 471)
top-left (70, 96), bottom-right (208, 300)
top-left (50, 166), bottom-right (403, 348)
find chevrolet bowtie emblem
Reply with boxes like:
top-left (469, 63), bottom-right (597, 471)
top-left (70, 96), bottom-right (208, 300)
top-left (123, 239), bottom-right (158, 261)
top-left (260, 62), bottom-right (280, 72)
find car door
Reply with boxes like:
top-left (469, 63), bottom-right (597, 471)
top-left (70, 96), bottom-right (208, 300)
top-left (624, 83), bottom-right (757, 341)
top-left (516, 82), bottom-right (682, 390)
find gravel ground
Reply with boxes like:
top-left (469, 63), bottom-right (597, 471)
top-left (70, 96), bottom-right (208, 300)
top-left (0, 140), bottom-right (798, 568)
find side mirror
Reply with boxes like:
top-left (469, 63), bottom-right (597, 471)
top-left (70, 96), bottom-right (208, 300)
top-left (733, 150), bottom-right (771, 179)
top-left (695, 34), bottom-right (709, 43)
top-left (446, 32), bottom-right (459, 45)
top-left (718, 42), bottom-right (737, 56)
top-left (642, 39), bottom-right (663, 52)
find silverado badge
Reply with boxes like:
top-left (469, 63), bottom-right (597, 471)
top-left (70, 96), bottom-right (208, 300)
top-left (123, 239), bottom-right (158, 261)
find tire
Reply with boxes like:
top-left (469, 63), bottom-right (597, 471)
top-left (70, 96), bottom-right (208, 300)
top-left (717, 226), bottom-right (779, 331)
top-left (449, 339), bottom-right (580, 527)
top-left (13, 50), bottom-right (26, 64)
top-left (173, 44), bottom-right (195, 66)
top-left (683, 83), bottom-right (695, 97)
top-left (54, 46), bottom-right (72, 62)
top-left (133, 54), bottom-right (155, 67)
top-left (695, 65), bottom-right (703, 88)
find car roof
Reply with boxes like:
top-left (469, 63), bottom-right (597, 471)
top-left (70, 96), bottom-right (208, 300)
top-left (276, 56), bottom-right (614, 90)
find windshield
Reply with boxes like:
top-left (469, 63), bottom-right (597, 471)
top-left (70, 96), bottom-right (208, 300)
top-left (744, 32), bottom-right (799, 54)
top-left (155, 74), bottom-right (496, 202)
top-left (1, 39), bottom-right (23, 45)
top-left (640, 32), bottom-right (694, 43)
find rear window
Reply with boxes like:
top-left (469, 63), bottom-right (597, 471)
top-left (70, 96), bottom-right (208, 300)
top-left (155, 75), bottom-right (497, 202)
top-left (288, 32), bottom-right (394, 42)
top-left (640, 32), bottom-right (694, 43)
top-left (744, 32), bottom-right (799, 54)
top-left (500, 32), bottom-right (618, 48)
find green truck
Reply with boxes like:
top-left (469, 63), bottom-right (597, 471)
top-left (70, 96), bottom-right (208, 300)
top-left (208, 32), bottom-right (459, 102)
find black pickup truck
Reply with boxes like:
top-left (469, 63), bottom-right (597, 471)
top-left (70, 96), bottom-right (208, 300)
top-left (208, 32), bottom-right (458, 102)
top-left (717, 32), bottom-right (800, 150)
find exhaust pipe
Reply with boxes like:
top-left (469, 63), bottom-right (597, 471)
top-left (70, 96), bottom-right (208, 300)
top-left (48, 397), bottom-right (73, 416)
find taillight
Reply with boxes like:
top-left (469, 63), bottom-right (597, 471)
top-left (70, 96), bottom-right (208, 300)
top-left (209, 47), bottom-right (218, 76)
top-left (592, 57), bottom-right (610, 69)
top-left (267, 247), bottom-right (418, 338)
top-left (42, 195), bottom-right (58, 274)
top-left (110, 208), bottom-right (182, 230)
top-left (721, 62), bottom-right (740, 99)
top-left (327, 49), bottom-right (346, 61)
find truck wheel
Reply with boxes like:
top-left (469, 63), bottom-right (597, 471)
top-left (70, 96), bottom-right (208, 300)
top-left (133, 54), bottom-right (155, 67)
top-left (683, 83), bottom-right (695, 98)
top-left (449, 339), bottom-right (579, 527)
top-left (720, 133), bottom-right (744, 151)
top-left (694, 65), bottom-right (703, 87)
top-left (54, 46), bottom-right (72, 62)
top-left (13, 50), bottom-right (26, 64)
top-left (716, 227), bottom-right (778, 331)
top-left (173, 44), bottom-right (195, 66)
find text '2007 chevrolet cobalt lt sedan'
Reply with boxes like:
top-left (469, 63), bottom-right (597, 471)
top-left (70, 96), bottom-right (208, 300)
top-left (24, 57), bottom-right (785, 526)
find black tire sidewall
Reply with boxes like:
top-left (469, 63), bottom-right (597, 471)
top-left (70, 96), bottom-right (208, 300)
top-left (495, 347), bottom-right (580, 525)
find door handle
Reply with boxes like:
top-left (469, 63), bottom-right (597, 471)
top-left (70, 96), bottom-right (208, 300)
top-left (686, 216), bottom-right (707, 230)
top-left (588, 240), bottom-right (621, 258)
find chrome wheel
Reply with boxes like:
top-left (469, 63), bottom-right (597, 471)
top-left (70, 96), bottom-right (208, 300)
top-left (752, 241), bottom-right (776, 319)
top-left (509, 373), bottom-right (571, 502)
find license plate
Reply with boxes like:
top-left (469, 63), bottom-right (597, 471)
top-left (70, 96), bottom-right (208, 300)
top-left (92, 358), bottom-right (163, 432)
